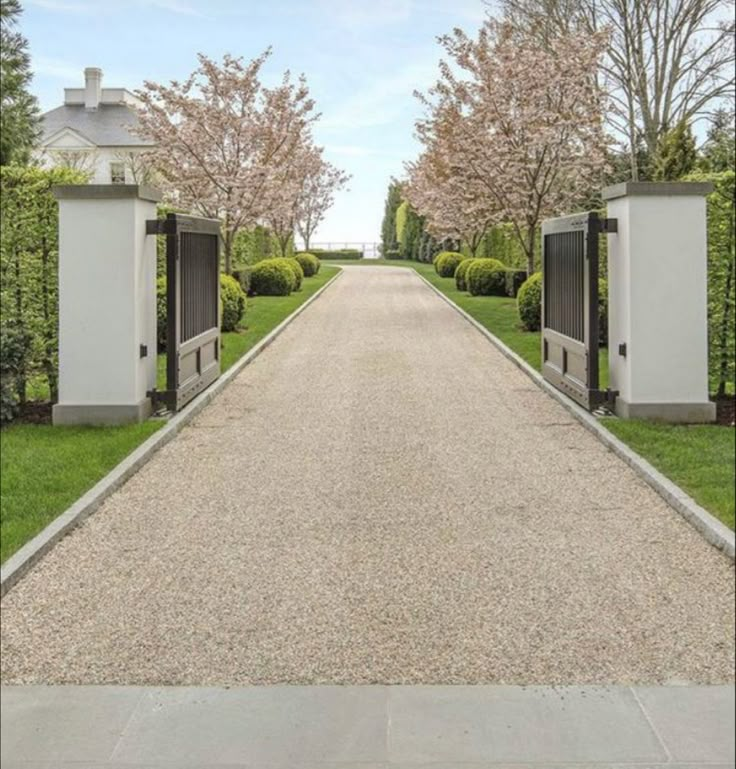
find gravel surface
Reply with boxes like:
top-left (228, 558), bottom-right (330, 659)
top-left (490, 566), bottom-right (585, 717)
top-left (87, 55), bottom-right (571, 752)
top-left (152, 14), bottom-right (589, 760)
top-left (1, 266), bottom-right (734, 685)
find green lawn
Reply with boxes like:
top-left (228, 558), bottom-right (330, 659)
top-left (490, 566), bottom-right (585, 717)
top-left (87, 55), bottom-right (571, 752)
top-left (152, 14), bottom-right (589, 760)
top-left (2, 267), bottom-right (338, 564)
top-left (0, 421), bottom-right (163, 563)
top-left (603, 420), bottom-right (735, 530)
top-left (345, 258), bottom-right (734, 529)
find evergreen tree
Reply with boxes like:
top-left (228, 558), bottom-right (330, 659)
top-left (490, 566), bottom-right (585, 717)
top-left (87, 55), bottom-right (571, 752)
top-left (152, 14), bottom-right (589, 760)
top-left (699, 109), bottom-right (735, 173)
top-left (0, 0), bottom-right (39, 166)
top-left (653, 121), bottom-right (697, 181)
top-left (380, 180), bottom-right (402, 255)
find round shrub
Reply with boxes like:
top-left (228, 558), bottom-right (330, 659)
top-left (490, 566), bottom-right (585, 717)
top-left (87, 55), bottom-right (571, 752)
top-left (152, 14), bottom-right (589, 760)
top-left (467, 258), bottom-right (507, 296)
top-left (455, 258), bottom-right (477, 292)
top-left (220, 274), bottom-right (246, 332)
top-left (294, 252), bottom-right (320, 277)
top-left (434, 251), bottom-right (465, 278)
top-left (251, 258), bottom-right (295, 296)
top-left (156, 276), bottom-right (167, 350)
top-left (274, 256), bottom-right (303, 290)
top-left (517, 272), bottom-right (543, 331)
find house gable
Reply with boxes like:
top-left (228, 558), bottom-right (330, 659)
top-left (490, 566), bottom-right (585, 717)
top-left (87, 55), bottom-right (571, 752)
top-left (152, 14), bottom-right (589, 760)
top-left (43, 127), bottom-right (97, 150)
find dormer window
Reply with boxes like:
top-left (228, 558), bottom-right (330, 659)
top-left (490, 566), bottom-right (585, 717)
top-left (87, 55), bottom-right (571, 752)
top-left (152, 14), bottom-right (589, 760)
top-left (110, 162), bottom-right (125, 184)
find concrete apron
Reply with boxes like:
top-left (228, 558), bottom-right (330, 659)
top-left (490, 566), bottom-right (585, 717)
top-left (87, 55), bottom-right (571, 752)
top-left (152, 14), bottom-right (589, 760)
top-left (2, 684), bottom-right (734, 767)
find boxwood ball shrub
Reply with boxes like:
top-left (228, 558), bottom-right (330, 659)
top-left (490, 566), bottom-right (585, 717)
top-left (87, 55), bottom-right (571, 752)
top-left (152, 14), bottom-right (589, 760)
top-left (467, 258), bottom-right (507, 296)
top-left (434, 251), bottom-right (465, 278)
top-left (517, 272), bottom-right (543, 331)
top-left (275, 256), bottom-right (303, 290)
top-left (220, 274), bottom-right (247, 332)
top-left (455, 258), bottom-right (476, 292)
top-left (504, 269), bottom-right (528, 298)
top-left (294, 252), bottom-right (320, 277)
top-left (251, 258), bottom-right (295, 296)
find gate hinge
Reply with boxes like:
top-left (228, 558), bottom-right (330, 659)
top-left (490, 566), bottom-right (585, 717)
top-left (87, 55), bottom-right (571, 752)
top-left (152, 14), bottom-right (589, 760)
top-left (599, 218), bottom-right (618, 233)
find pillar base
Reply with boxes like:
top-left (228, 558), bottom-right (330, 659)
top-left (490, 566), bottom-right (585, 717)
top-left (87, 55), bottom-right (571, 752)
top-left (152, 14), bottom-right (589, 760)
top-left (615, 398), bottom-right (716, 424)
top-left (52, 398), bottom-right (152, 426)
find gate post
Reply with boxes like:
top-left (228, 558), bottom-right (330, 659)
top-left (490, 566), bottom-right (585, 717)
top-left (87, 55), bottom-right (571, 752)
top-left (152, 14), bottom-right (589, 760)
top-left (52, 185), bottom-right (161, 425)
top-left (602, 181), bottom-right (715, 423)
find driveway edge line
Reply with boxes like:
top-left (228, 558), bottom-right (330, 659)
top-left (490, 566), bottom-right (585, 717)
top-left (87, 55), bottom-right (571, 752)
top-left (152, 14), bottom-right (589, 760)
top-left (415, 271), bottom-right (735, 560)
top-left (0, 269), bottom-right (344, 597)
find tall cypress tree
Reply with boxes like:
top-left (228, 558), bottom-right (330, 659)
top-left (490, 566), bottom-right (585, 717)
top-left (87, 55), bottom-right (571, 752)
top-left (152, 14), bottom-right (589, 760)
top-left (0, 0), bottom-right (39, 166)
top-left (380, 180), bottom-right (402, 256)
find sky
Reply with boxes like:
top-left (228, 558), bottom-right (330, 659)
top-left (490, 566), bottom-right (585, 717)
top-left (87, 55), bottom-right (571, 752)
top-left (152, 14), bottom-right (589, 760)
top-left (22, 0), bottom-right (492, 245)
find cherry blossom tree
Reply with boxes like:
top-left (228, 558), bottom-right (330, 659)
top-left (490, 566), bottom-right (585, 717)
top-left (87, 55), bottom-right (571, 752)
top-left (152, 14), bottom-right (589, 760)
top-left (405, 102), bottom-right (500, 256)
top-left (295, 151), bottom-right (350, 251)
top-left (416, 20), bottom-right (609, 275)
top-left (133, 51), bottom-right (317, 273)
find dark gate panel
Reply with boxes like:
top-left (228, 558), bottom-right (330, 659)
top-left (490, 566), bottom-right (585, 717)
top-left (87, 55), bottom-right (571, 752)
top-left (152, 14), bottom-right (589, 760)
top-left (541, 211), bottom-right (614, 410)
top-left (148, 213), bottom-right (221, 411)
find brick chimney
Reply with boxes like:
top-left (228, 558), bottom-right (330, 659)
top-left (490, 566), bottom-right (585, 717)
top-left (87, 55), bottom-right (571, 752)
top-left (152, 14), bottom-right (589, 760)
top-left (84, 67), bottom-right (102, 110)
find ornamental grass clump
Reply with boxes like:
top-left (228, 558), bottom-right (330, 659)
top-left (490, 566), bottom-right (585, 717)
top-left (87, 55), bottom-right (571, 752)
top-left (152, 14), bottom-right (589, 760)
top-left (455, 258), bottom-right (477, 291)
top-left (294, 252), bottom-right (320, 277)
top-left (434, 251), bottom-right (465, 278)
top-left (466, 258), bottom-right (507, 296)
top-left (251, 258), bottom-right (295, 296)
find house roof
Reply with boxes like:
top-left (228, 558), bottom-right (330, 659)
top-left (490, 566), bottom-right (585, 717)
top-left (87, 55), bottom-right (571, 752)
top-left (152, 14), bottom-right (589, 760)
top-left (40, 104), bottom-right (153, 148)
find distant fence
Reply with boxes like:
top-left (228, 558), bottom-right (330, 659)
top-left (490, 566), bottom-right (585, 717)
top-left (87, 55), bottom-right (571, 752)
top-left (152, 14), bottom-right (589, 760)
top-left (297, 242), bottom-right (380, 259)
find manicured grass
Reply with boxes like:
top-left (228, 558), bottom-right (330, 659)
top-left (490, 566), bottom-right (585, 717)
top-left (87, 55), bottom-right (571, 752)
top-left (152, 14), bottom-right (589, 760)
top-left (603, 420), bottom-right (735, 529)
top-left (350, 259), bottom-right (734, 529)
top-left (3, 267), bottom-right (338, 565)
top-left (157, 266), bottom-right (338, 388)
top-left (0, 421), bottom-right (163, 563)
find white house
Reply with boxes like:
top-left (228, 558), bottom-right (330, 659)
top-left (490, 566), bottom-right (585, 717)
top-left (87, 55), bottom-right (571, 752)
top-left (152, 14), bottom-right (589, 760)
top-left (38, 68), bottom-right (154, 184)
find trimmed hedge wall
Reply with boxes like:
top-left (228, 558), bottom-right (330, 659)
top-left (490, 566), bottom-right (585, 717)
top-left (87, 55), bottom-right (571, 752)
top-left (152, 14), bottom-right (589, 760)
top-left (304, 249), bottom-right (362, 260)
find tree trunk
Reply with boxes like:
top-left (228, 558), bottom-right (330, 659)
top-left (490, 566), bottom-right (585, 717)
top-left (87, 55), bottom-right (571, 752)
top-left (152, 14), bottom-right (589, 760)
top-left (223, 229), bottom-right (233, 275)
top-left (526, 226), bottom-right (536, 277)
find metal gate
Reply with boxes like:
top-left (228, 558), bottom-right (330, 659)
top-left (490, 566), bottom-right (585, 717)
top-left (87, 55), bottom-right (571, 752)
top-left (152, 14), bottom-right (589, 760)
top-left (541, 211), bottom-right (616, 410)
top-left (147, 213), bottom-right (221, 411)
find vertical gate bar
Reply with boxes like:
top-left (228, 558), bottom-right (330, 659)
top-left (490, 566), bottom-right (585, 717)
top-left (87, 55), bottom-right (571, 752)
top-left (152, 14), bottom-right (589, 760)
top-left (166, 213), bottom-right (178, 396)
top-left (587, 212), bottom-right (600, 391)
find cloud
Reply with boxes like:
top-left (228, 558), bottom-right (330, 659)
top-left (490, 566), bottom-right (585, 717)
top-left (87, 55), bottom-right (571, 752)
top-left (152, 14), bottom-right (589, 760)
top-left (26, 0), bottom-right (90, 11)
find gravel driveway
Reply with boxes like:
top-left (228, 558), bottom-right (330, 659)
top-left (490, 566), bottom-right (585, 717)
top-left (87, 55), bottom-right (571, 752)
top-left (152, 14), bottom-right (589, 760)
top-left (1, 266), bottom-right (733, 685)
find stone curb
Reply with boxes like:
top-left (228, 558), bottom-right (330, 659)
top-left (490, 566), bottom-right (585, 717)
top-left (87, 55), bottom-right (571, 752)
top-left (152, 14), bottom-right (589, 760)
top-left (415, 271), bottom-right (735, 561)
top-left (0, 269), bottom-right (344, 597)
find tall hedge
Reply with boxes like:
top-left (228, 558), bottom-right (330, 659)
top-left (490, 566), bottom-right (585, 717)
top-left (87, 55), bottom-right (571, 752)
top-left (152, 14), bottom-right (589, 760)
top-left (0, 166), bottom-right (86, 412)
top-left (685, 170), bottom-right (735, 396)
top-left (381, 181), bottom-right (402, 256)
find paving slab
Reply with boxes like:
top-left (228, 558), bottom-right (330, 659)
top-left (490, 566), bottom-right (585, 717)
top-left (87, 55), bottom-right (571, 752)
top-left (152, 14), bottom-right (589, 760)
top-left (1, 266), bottom-right (733, 687)
top-left (2, 685), bottom-right (734, 766)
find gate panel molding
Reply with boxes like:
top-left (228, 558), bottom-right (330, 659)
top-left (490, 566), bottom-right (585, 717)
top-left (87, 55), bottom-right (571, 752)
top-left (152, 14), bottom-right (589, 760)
top-left (52, 185), bottom-right (161, 426)
top-left (602, 181), bottom-right (715, 423)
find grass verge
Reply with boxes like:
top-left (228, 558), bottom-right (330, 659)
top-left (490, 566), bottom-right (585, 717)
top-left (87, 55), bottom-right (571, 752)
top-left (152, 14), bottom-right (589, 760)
top-left (345, 259), bottom-right (734, 529)
top-left (2, 267), bottom-right (338, 564)
top-left (1, 421), bottom-right (163, 563)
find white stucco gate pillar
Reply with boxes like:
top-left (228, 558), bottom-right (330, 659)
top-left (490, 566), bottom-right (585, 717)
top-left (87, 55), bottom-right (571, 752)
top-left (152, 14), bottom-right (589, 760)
top-left (52, 185), bottom-right (161, 425)
top-left (602, 181), bottom-right (715, 423)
